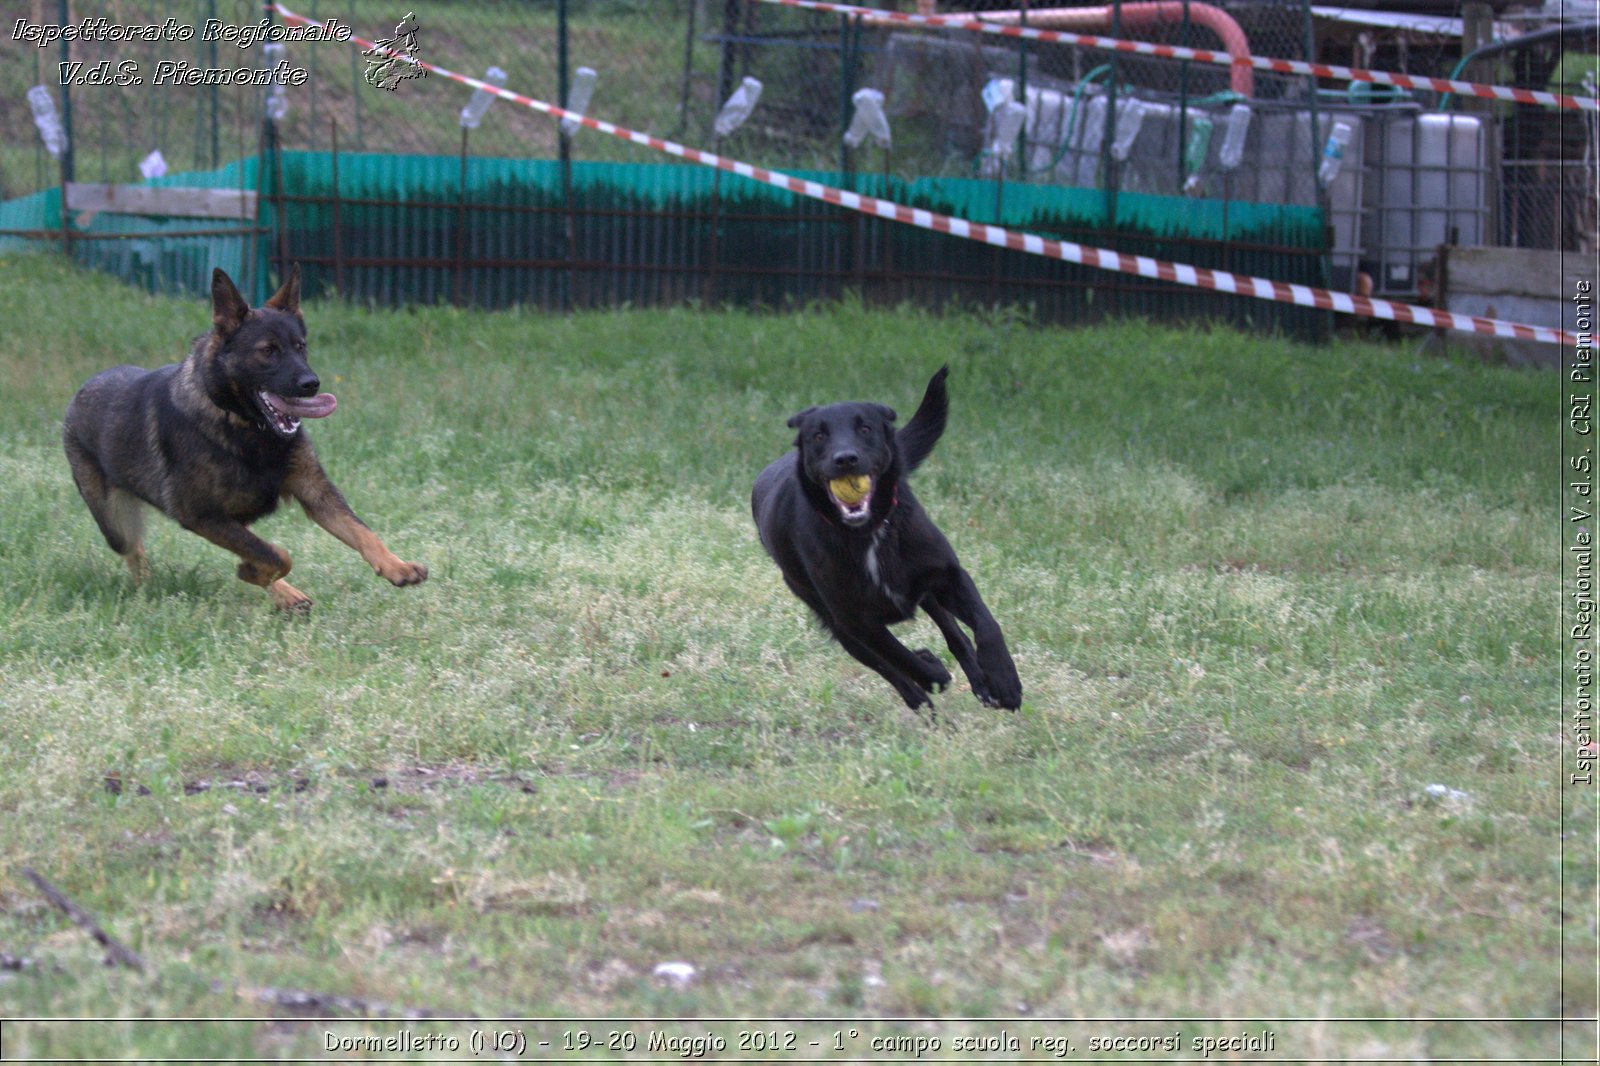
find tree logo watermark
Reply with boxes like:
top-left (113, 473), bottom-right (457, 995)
top-left (362, 11), bottom-right (426, 92)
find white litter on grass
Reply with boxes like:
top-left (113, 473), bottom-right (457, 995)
top-left (1423, 783), bottom-right (1471, 806)
top-left (652, 961), bottom-right (697, 987)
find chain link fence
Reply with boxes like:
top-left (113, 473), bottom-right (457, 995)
top-left (6, 2), bottom-right (1595, 236)
top-left (4, 0), bottom-right (266, 200)
top-left (5, 1), bottom-right (1592, 329)
top-left (1498, 31), bottom-right (1599, 253)
top-left (1, 0), bottom-right (704, 198)
top-left (6, 1), bottom-right (1326, 194)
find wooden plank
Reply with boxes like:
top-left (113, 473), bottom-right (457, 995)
top-left (1445, 245), bottom-right (1593, 299)
top-left (1439, 245), bottom-right (1591, 367)
top-left (65, 183), bottom-right (257, 221)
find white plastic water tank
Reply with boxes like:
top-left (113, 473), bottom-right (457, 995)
top-left (1361, 113), bottom-right (1487, 295)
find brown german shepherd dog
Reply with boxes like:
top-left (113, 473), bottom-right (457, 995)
top-left (62, 266), bottom-right (427, 611)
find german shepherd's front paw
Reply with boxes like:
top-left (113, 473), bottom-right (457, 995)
top-left (267, 579), bottom-right (313, 613)
top-left (123, 547), bottom-right (151, 585)
top-left (237, 549), bottom-right (291, 586)
top-left (379, 560), bottom-right (428, 587)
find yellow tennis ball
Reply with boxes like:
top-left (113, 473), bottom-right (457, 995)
top-left (829, 475), bottom-right (871, 505)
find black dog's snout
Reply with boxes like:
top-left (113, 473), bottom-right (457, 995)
top-left (295, 372), bottom-right (320, 397)
top-left (830, 450), bottom-right (861, 473)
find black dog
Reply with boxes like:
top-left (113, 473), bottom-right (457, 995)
top-left (62, 266), bottom-right (427, 611)
top-left (752, 367), bottom-right (1021, 712)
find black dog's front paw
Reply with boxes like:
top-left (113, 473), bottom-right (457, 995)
top-left (895, 680), bottom-right (936, 712)
top-left (981, 672), bottom-right (1022, 711)
top-left (975, 651), bottom-right (1022, 710)
top-left (913, 648), bottom-right (951, 692)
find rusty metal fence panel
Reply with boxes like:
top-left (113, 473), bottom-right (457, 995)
top-left (257, 150), bottom-right (1327, 332)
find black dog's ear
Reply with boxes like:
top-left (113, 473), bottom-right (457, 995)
top-left (786, 406), bottom-right (817, 429)
top-left (211, 268), bottom-right (250, 336)
top-left (873, 404), bottom-right (897, 424)
top-left (263, 263), bottom-right (302, 319)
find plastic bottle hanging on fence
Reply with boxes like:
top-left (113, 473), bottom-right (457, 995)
top-left (844, 88), bottom-right (891, 150)
top-left (1318, 121), bottom-right (1353, 186)
top-left (713, 77), bottom-right (763, 139)
top-left (560, 68), bottom-right (598, 139)
top-left (1217, 103), bottom-right (1252, 171)
top-left (263, 43), bottom-right (289, 122)
top-left (981, 77), bottom-right (1014, 114)
top-left (1110, 100), bottom-right (1148, 162)
top-left (27, 85), bottom-right (67, 158)
top-left (459, 67), bottom-right (508, 130)
top-left (1181, 117), bottom-right (1214, 194)
top-left (988, 101), bottom-right (1027, 163)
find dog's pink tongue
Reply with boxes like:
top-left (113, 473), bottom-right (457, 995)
top-left (279, 393), bottom-right (337, 418)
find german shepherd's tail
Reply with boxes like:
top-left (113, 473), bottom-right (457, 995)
top-left (897, 365), bottom-right (949, 475)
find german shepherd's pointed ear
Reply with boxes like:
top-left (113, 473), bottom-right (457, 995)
top-left (263, 263), bottom-right (302, 319)
top-left (211, 268), bottom-right (251, 336)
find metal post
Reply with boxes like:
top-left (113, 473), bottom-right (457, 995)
top-left (1015, 0), bottom-right (1029, 178)
top-left (843, 13), bottom-right (861, 297)
top-left (707, 0), bottom-right (739, 305)
top-left (706, 140), bottom-right (724, 306)
top-left (839, 14), bottom-right (850, 177)
top-left (560, 0), bottom-right (577, 310)
top-left (558, 0), bottom-right (571, 167)
top-left (263, 0), bottom-right (288, 294)
top-left (454, 127), bottom-right (469, 306)
top-left (347, 0), bottom-right (364, 149)
top-left (1303, 0), bottom-right (1329, 339)
top-left (1461, 3), bottom-right (1494, 115)
top-left (57, 0), bottom-right (74, 187)
top-left (1460, 3), bottom-right (1500, 247)
top-left (248, 122), bottom-right (264, 300)
top-left (991, 2), bottom-right (1027, 309)
top-left (331, 119), bottom-right (344, 295)
top-left (271, 133), bottom-right (291, 288)
top-left (881, 145), bottom-right (893, 303)
top-left (55, 0), bottom-right (76, 263)
top-left (208, 0), bottom-right (220, 167)
top-left (677, 0), bottom-right (698, 137)
top-left (717, 0), bottom-right (739, 125)
top-left (1101, 0), bottom-right (1121, 233)
top-left (1176, 0), bottom-right (1190, 191)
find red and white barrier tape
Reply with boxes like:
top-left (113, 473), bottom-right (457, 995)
top-left (271, 4), bottom-right (1576, 348)
top-left (754, 0), bottom-right (1599, 113)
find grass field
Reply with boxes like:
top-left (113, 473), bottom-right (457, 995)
top-left (0, 253), bottom-right (1586, 1060)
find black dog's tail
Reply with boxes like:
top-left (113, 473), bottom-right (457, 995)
top-left (897, 366), bottom-right (949, 475)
